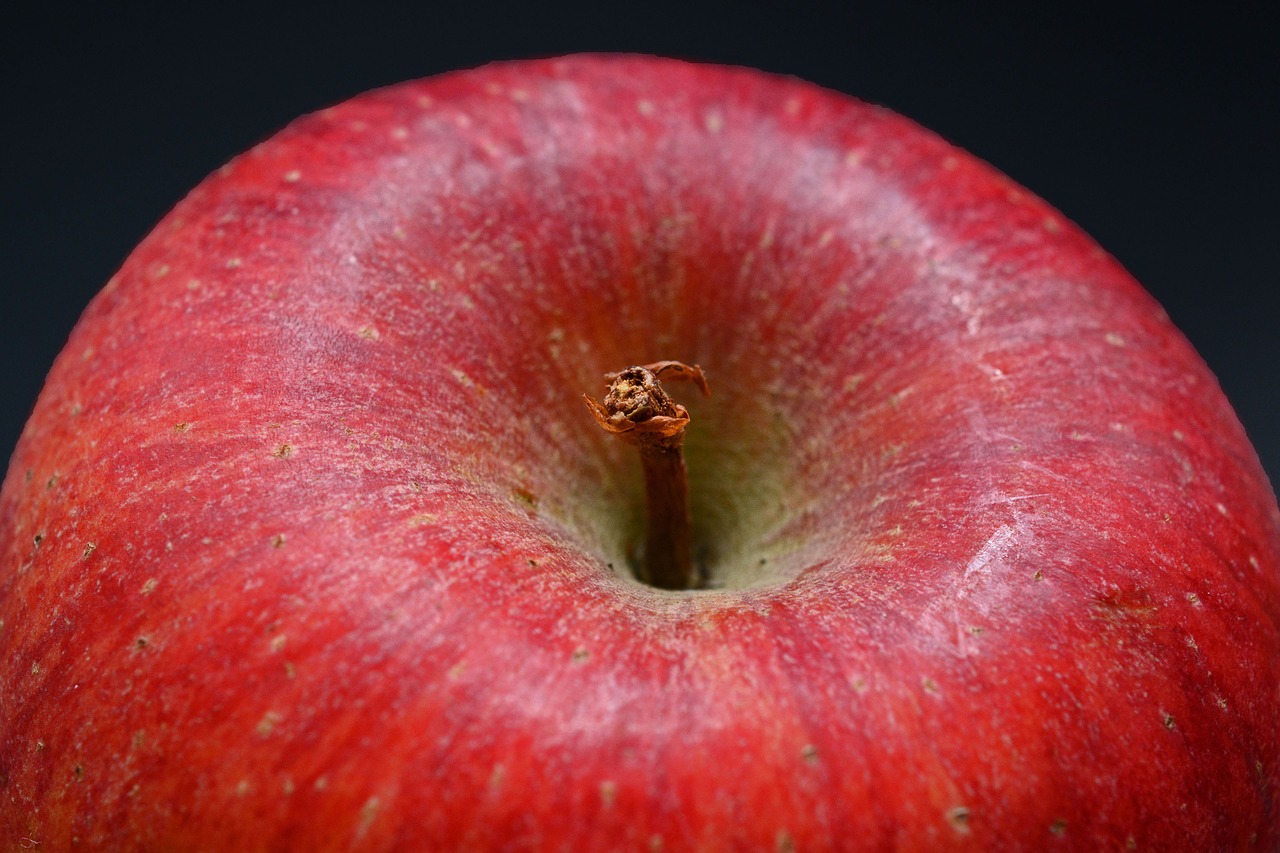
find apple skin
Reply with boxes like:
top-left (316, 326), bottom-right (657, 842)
top-left (2, 54), bottom-right (1278, 850)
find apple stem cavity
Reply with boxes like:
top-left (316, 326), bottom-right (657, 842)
top-left (584, 361), bottom-right (711, 591)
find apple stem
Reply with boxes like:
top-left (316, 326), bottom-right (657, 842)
top-left (584, 361), bottom-right (710, 590)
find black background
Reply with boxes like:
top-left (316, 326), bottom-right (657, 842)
top-left (2, 4), bottom-right (1277, 487)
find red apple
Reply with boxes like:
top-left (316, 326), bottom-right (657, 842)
top-left (2, 54), bottom-right (1278, 850)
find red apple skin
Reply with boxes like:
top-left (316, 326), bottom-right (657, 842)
top-left (2, 55), bottom-right (1278, 851)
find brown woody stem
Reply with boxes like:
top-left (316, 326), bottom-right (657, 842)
top-left (584, 361), bottom-right (711, 590)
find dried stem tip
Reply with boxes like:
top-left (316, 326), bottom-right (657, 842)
top-left (584, 361), bottom-right (710, 451)
top-left (584, 361), bottom-right (710, 590)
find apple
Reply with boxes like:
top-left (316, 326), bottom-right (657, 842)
top-left (2, 54), bottom-right (1278, 850)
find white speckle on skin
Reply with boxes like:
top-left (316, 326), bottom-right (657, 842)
top-left (704, 111), bottom-right (724, 134)
top-left (283, 170), bottom-right (302, 183)
top-left (256, 710), bottom-right (283, 737)
top-left (355, 796), bottom-right (381, 840)
top-left (950, 291), bottom-right (984, 336)
top-left (636, 99), bottom-right (656, 116)
top-left (978, 362), bottom-right (1007, 381)
top-left (547, 326), bottom-right (565, 359)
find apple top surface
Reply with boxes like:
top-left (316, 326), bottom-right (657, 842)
top-left (2, 55), bottom-right (1277, 850)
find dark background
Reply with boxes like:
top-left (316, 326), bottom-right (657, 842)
top-left (2, 5), bottom-right (1277, 487)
